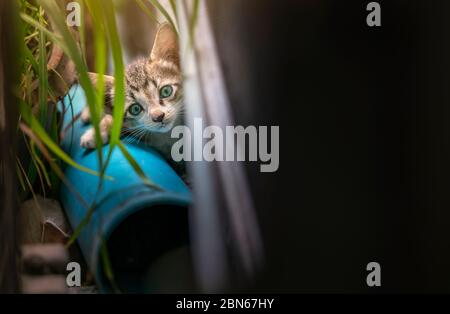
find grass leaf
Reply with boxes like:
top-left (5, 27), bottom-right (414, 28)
top-left (19, 100), bottom-right (101, 177)
top-left (37, 10), bottom-right (48, 126)
top-left (100, 237), bottom-right (120, 293)
top-left (117, 141), bottom-right (161, 190)
top-left (147, 0), bottom-right (178, 35)
top-left (134, 0), bottom-right (159, 25)
top-left (102, 1), bottom-right (125, 147)
top-left (189, 0), bottom-right (199, 47)
top-left (66, 202), bottom-right (96, 247)
top-left (169, 0), bottom-right (177, 20)
top-left (34, 0), bottom-right (105, 165)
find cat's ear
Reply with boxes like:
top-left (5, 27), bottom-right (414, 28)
top-left (88, 72), bottom-right (115, 89)
top-left (150, 23), bottom-right (179, 66)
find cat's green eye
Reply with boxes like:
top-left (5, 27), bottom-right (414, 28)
top-left (159, 85), bottom-right (173, 99)
top-left (128, 103), bottom-right (143, 116)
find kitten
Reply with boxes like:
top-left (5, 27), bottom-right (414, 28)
top-left (79, 23), bottom-right (183, 164)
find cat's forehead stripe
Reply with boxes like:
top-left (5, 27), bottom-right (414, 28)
top-left (154, 65), bottom-right (179, 79)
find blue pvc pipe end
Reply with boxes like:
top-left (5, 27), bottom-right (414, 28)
top-left (58, 85), bottom-right (192, 293)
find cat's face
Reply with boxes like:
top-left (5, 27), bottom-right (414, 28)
top-left (122, 58), bottom-right (182, 133)
top-left (122, 23), bottom-right (182, 134)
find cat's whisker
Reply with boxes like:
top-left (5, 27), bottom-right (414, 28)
top-left (138, 132), bottom-right (146, 143)
top-left (130, 128), bottom-right (147, 143)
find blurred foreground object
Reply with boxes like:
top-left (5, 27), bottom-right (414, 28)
top-left (177, 0), bottom-right (263, 292)
top-left (21, 244), bottom-right (68, 294)
top-left (0, 0), bottom-right (20, 293)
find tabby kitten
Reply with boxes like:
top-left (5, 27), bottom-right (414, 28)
top-left (80, 23), bottom-right (183, 161)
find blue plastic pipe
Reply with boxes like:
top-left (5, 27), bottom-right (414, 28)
top-left (58, 85), bottom-right (192, 292)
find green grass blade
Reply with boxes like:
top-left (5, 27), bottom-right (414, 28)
top-left (117, 141), bottom-right (161, 189)
top-left (102, 1), bottom-right (124, 146)
top-left (37, 11), bottom-right (48, 126)
top-left (22, 135), bottom-right (40, 193)
top-left (23, 44), bottom-right (38, 73)
top-left (19, 100), bottom-right (101, 177)
top-left (66, 202), bottom-right (96, 247)
top-left (30, 138), bottom-right (52, 187)
top-left (147, 0), bottom-right (178, 34)
top-left (169, 0), bottom-right (177, 20)
top-left (16, 161), bottom-right (27, 192)
top-left (100, 237), bottom-right (120, 293)
top-left (23, 135), bottom-right (47, 194)
top-left (189, 0), bottom-right (199, 47)
top-left (102, 2), bottom-right (162, 190)
top-left (78, 0), bottom-right (87, 63)
top-left (98, 0), bottom-right (126, 184)
top-left (20, 121), bottom-right (92, 209)
top-left (84, 0), bottom-right (107, 120)
top-left (134, 0), bottom-right (159, 25)
top-left (31, 1), bottom-right (105, 165)
top-left (16, 156), bottom-right (39, 202)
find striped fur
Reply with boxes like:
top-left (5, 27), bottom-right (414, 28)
top-left (80, 23), bottom-right (183, 149)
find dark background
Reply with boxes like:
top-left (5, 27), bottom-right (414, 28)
top-left (207, 0), bottom-right (450, 292)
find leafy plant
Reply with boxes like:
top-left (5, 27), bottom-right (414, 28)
top-left (17, 0), bottom-right (199, 292)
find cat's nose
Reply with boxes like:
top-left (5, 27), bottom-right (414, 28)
top-left (151, 110), bottom-right (165, 122)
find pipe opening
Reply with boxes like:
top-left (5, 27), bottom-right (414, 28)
top-left (103, 204), bottom-right (196, 293)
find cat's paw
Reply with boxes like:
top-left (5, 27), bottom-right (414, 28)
top-left (80, 128), bottom-right (96, 149)
top-left (80, 128), bottom-right (108, 149)
top-left (80, 106), bottom-right (91, 123)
